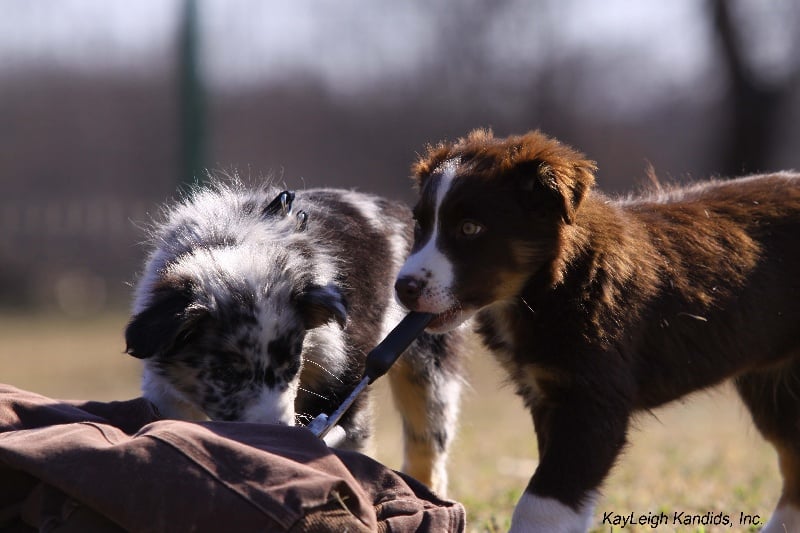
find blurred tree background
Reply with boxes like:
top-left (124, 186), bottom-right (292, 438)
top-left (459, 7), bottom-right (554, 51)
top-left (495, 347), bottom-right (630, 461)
top-left (1, 0), bottom-right (799, 315)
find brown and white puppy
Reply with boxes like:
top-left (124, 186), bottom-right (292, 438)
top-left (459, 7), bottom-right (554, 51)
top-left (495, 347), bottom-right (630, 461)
top-left (125, 181), bottom-right (464, 494)
top-left (395, 129), bottom-right (800, 532)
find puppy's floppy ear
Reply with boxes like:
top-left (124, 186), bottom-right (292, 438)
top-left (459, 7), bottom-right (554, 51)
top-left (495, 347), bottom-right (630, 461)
top-left (509, 134), bottom-right (596, 224)
top-left (295, 283), bottom-right (347, 330)
top-left (125, 281), bottom-right (207, 359)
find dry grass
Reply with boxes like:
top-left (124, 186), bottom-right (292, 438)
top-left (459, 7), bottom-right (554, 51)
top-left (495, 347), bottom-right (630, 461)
top-left (0, 312), bottom-right (140, 401)
top-left (0, 313), bottom-right (781, 532)
top-left (372, 350), bottom-right (781, 533)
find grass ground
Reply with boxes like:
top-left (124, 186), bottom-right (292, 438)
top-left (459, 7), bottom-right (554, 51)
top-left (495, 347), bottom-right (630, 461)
top-left (0, 312), bottom-right (780, 532)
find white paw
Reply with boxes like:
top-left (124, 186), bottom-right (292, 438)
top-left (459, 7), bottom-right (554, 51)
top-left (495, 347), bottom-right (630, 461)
top-left (509, 492), bottom-right (596, 533)
top-left (761, 504), bottom-right (800, 533)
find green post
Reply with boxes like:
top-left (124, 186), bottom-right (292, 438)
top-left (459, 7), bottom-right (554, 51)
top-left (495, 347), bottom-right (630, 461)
top-left (179, 0), bottom-right (206, 187)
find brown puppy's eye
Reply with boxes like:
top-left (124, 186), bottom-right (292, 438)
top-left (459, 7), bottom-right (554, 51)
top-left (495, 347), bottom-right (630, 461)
top-left (459, 220), bottom-right (484, 238)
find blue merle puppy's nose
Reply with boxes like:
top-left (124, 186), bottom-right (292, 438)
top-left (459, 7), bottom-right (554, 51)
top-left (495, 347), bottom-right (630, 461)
top-left (395, 276), bottom-right (425, 309)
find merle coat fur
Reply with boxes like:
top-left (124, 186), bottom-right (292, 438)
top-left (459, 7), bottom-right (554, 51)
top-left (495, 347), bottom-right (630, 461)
top-left (125, 181), bottom-right (464, 493)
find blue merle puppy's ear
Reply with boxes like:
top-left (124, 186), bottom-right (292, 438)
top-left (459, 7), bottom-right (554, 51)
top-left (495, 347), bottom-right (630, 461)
top-left (125, 280), bottom-right (207, 359)
top-left (295, 283), bottom-right (347, 330)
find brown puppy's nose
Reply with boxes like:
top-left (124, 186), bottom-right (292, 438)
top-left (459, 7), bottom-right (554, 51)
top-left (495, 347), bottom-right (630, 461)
top-left (395, 276), bottom-right (425, 309)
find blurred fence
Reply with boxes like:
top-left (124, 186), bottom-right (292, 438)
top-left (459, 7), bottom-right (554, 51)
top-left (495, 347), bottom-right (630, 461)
top-left (0, 200), bottom-right (148, 239)
top-left (0, 199), bottom-right (150, 313)
top-left (1, 0), bottom-right (799, 314)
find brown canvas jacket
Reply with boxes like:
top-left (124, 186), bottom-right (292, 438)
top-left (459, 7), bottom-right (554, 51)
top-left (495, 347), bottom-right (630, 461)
top-left (0, 385), bottom-right (465, 532)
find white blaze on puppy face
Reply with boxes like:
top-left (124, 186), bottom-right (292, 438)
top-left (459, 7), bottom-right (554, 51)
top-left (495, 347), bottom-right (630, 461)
top-left (398, 160), bottom-right (458, 314)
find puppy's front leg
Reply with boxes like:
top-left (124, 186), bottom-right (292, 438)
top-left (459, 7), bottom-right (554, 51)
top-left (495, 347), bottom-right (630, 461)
top-left (387, 338), bottom-right (463, 496)
top-left (511, 391), bottom-right (630, 533)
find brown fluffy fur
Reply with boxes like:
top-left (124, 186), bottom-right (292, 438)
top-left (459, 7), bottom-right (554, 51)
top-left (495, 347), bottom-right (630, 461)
top-left (399, 129), bottom-right (800, 531)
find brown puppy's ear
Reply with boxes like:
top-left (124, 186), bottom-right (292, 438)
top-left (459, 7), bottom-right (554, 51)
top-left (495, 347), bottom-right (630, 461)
top-left (510, 133), bottom-right (596, 224)
top-left (125, 281), bottom-right (207, 359)
top-left (295, 283), bottom-right (347, 330)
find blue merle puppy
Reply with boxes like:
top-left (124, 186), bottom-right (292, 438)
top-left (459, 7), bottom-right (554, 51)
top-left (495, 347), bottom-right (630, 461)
top-left (124, 180), bottom-right (465, 494)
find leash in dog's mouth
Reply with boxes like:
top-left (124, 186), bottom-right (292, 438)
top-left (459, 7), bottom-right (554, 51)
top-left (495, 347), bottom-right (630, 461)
top-left (307, 312), bottom-right (433, 445)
